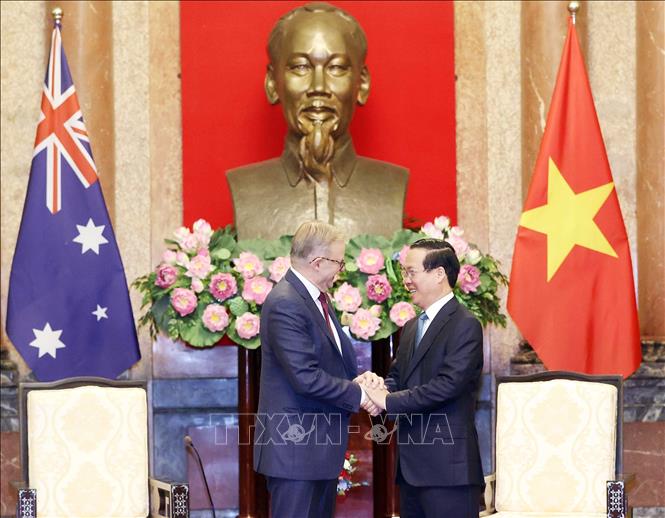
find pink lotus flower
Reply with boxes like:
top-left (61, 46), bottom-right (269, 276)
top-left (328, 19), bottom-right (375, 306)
top-left (234, 252), bottom-right (264, 279)
top-left (155, 264), bottom-right (178, 289)
top-left (186, 252), bottom-right (214, 280)
top-left (389, 301), bottom-right (416, 327)
top-left (398, 245), bottom-right (410, 266)
top-left (175, 252), bottom-right (189, 267)
top-left (174, 226), bottom-right (198, 253)
top-left (447, 234), bottom-right (469, 259)
top-left (192, 219), bottom-right (213, 248)
top-left (333, 283), bottom-right (362, 312)
top-left (369, 305), bottom-right (383, 318)
top-left (458, 264), bottom-right (481, 294)
top-left (236, 312), bottom-right (260, 339)
top-left (202, 304), bottom-right (230, 332)
top-left (162, 250), bottom-right (177, 265)
top-left (242, 276), bottom-right (274, 305)
top-left (268, 256), bottom-right (291, 282)
top-left (170, 288), bottom-right (197, 317)
top-left (421, 222), bottom-right (444, 239)
top-left (449, 225), bottom-right (464, 237)
top-left (356, 248), bottom-right (384, 274)
top-left (366, 274), bottom-right (392, 303)
top-left (209, 272), bottom-right (237, 302)
top-left (191, 277), bottom-right (204, 293)
top-left (350, 309), bottom-right (381, 340)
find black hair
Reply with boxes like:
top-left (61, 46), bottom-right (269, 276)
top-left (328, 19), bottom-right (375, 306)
top-left (409, 238), bottom-right (459, 289)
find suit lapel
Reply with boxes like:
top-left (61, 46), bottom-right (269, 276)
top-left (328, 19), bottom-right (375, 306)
top-left (285, 270), bottom-right (346, 361)
top-left (398, 320), bottom-right (417, 385)
top-left (404, 298), bottom-right (459, 382)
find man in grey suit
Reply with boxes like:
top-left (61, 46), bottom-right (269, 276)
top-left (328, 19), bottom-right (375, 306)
top-left (364, 238), bottom-right (485, 518)
top-left (254, 220), bottom-right (380, 518)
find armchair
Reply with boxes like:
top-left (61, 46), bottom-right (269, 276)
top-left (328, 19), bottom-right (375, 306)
top-left (16, 377), bottom-right (188, 518)
top-left (480, 371), bottom-right (630, 518)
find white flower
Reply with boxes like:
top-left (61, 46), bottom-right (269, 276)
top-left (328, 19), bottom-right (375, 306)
top-left (433, 216), bottom-right (450, 231)
top-left (449, 225), bottom-right (464, 237)
top-left (466, 248), bottom-right (482, 265)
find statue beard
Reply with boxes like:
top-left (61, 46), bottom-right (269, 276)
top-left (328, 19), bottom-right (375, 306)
top-left (297, 117), bottom-right (339, 184)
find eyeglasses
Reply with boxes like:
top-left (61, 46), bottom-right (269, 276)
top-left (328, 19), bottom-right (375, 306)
top-left (311, 256), bottom-right (345, 271)
top-left (400, 267), bottom-right (427, 279)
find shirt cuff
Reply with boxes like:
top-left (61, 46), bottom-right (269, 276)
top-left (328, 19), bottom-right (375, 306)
top-left (360, 385), bottom-right (367, 406)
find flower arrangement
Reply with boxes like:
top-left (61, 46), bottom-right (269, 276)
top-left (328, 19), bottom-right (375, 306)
top-left (132, 215), bottom-right (507, 348)
top-left (337, 452), bottom-right (367, 496)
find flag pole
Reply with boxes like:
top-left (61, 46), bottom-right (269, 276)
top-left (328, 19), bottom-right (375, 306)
top-left (51, 6), bottom-right (63, 25)
top-left (568, 1), bottom-right (580, 25)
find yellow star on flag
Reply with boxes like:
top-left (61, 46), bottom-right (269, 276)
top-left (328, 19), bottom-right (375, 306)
top-left (520, 157), bottom-right (617, 281)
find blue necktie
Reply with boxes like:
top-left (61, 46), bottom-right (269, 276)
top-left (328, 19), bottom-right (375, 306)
top-left (414, 312), bottom-right (429, 351)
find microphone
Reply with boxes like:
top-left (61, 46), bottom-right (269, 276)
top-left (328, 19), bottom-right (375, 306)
top-left (184, 435), bottom-right (217, 518)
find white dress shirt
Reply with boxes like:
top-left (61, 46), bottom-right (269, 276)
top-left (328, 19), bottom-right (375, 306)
top-left (420, 291), bottom-right (455, 337)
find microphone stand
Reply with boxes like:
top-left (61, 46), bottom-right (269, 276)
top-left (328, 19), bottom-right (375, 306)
top-left (184, 435), bottom-right (217, 518)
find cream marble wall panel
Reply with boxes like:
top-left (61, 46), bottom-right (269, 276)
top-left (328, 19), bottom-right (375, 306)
top-left (484, 0), bottom-right (523, 376)
top-left (586, 1), bottom-right (638, 278)
top-left (1, 0), bottom-right (46, 375)
top-left (636, 0), bottom-right (665, 338)
top-left (112, 1), bottom-right (151, 379)
top-left (454, 1), bottom-right (489, 252)
top-left (148, 1), bottom-right (182, 264)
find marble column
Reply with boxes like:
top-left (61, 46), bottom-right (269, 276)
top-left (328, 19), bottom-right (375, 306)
top-left (636, 0), bottom-right (665, 339)
top-left (520, 0), bottom-right (587, 198)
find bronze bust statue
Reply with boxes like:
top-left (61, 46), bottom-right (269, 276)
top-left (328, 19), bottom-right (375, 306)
top-left (227, 2), bottom-right (408, 240)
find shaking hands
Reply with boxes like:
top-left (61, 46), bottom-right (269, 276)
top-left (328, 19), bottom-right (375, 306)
top-left (354, 371), bottom-right (390, 416)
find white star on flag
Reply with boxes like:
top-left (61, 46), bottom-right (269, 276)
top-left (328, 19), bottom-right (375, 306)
top-left (73, 218), bottom-right (108, 254)
top-left (92, 305), bottom-right (108, 321)
top-left (29, 323), bottom-right (66, 358)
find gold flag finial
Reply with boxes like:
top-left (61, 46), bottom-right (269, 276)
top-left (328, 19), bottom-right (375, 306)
top-left (568, 1), bottom-right (580, 25)
top-left (52, 7), bottom-right (63, 25)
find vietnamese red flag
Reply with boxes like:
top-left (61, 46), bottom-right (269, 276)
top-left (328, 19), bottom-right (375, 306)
top-left (507, 19), bottom-right (641, 378)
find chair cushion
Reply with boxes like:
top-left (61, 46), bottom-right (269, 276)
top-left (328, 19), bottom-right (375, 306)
top-left (28, 385), bottom-right (149, 517)
top-left (495, 379), bottom-right (617, 514)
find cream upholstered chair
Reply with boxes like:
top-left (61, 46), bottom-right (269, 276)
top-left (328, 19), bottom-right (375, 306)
top-left (17, 377), bottom-right (188, 518)
top-left (481, 371), bottom-right (630, 518)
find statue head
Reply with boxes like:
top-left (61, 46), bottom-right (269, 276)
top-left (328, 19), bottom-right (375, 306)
top-left (265, 2), bottom-right (371, 179)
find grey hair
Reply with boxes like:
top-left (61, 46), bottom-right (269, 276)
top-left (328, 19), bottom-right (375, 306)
top-left (290, 220), bottom-right (345, 260)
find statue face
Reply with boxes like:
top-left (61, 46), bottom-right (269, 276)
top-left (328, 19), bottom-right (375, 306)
top-left (266, 13), bottom-right (370, 140)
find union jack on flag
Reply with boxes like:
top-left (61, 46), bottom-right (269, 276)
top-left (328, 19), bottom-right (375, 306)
top-left (35, 24), bottom-right (97, 213)
top-left (6, 19), bottom-right (140, 381)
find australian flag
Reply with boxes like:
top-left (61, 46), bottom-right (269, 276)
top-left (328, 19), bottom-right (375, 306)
top-left (6, 21), bottom-right (141, 381)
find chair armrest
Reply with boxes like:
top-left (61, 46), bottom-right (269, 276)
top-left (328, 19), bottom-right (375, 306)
top-left (479, 473), bottom-right (496, 516)
top-left (15, 487), bottom-right (36, 518)
top-left (607, 479), bottom-right (632, 518)
top-left (149, 478), bottom-right (189, 518)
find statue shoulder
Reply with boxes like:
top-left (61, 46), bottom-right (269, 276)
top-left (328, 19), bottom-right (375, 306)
top-left (354, 156), bottom-right (409, 185)
top-left (226, 158), bottom-right (282, 186)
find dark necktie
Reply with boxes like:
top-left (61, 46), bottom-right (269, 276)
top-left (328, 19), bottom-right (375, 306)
top-left (317, 291), bottom-right (334, 335)
top-left (414, 312), bottom-right (429, 351)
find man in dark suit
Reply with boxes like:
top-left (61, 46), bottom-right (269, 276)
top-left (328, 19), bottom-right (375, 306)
top-left (364, 238), bottom-right (485, 518)
top-left (254, 220), bottom-right (380, 518)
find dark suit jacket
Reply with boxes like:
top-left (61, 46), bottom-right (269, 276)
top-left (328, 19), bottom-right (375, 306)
top-left (385, 296), bottom-right (484, 488)
top-left (253, 269), bottom-right (361, 480)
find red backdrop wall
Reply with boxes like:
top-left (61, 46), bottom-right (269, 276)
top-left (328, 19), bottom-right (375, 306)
top-left (180, 1), bottom-right (456, 230)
